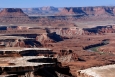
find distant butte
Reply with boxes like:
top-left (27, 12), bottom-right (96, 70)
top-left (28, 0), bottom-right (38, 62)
top-left (57, 6), bottom-right (115, 16)
top-left (0, 8), bottom-right (28, 17)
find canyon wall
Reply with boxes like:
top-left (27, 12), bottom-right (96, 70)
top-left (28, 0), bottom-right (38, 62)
top-left (77, 64), bottom-right (115, 77)
top-left (84, 25), bottom-right (115, 34)
top-left (47, 27), bottom-right (84, 36)
top-left (57, 6), bottom-right (115, 16)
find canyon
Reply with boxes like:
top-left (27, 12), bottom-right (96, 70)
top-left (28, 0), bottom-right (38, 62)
top-left (0, 7), bottom-right (115, 77)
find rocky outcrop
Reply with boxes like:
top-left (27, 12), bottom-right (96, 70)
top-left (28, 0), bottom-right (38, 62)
top-left (47, 27), bottom-right (84, 36)
top-left (47, 25), bottom-right (115, 36)
top-left (84, 25), bottom-right (115, 35)
top-left (98, 25), bottom-right (115, 33)
top-left (2, 39), bottom-right (26, 47)
top-left (36, 33), bottom-right (63, 43)
top-left (58, 6), bottom-right (115, 16)
top-left (47, 32), bottom-right (63, 42)
top-left (36, 34), bottom-right (54, 44)
top-left (77, 64), bottom-right (115, 77)
top-left (0, 39), bottom-right (42, 47)
top-left (0, 8), bottom-right (28, 17)
top-left (58, 7), bottom-right (86, 15)
top-left (57, 50), bottom-right (79, 63)
top-left (0, 8), bottom-right (33, 24)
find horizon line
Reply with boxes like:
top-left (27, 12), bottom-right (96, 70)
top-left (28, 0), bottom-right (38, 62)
top-left (0, 5), bottom-right (115, 8)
